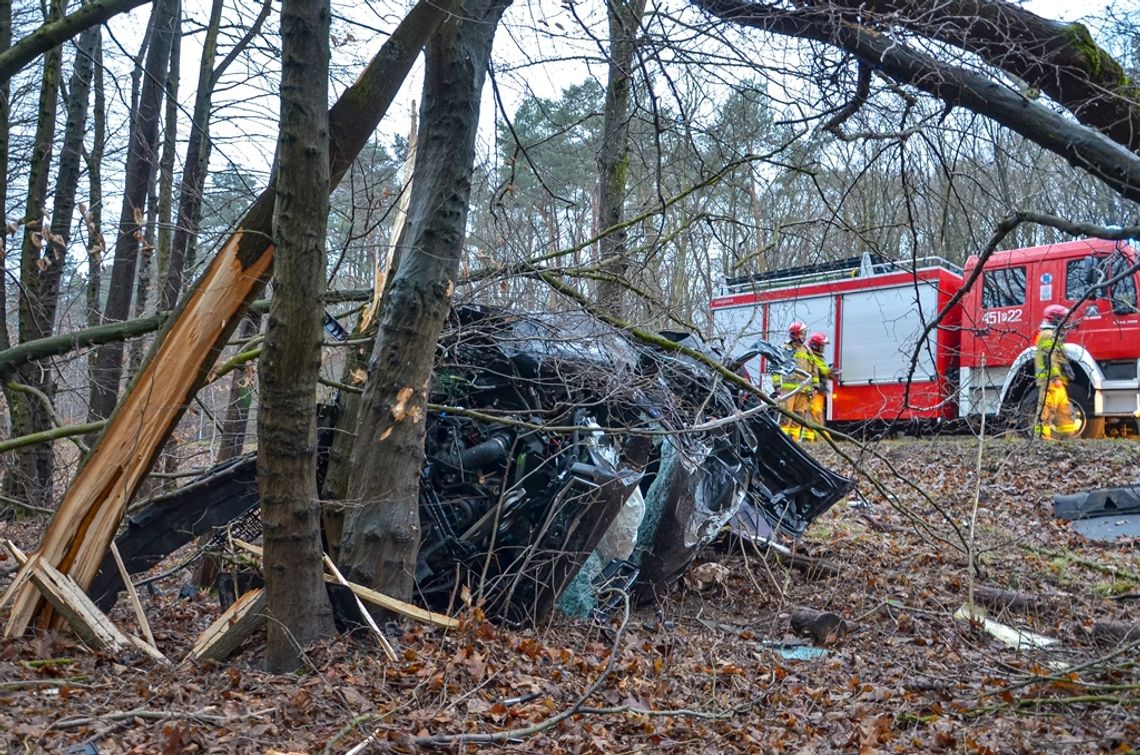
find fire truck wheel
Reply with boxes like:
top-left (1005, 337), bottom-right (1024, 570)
top-left (1074, 386), bottom-right (1106, 439)
top-left (1017, 386), bottom-right (1102, 439)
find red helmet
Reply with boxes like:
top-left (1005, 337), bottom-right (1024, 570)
top-left (808, 332), bottom-right (829, 351)
top-left (1042, 304), bottom-right (1069, 326)
top-left (788, 321), bottom-right (807, 341)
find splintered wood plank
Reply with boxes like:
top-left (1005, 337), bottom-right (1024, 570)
top-left (187, 587), bottom-right (267, 663)
top-left (3, 541), bottom-right (166, 662)
top-left (232, 539), bottom-right (459, 630)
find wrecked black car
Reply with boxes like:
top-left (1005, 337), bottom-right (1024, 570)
top-left (401, 304), bottom-right (851, 622)
top-left (91, 304), bottom-right (853, 625)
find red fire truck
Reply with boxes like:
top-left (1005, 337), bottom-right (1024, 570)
top-left (710, 238), bottom-right (1140, 437)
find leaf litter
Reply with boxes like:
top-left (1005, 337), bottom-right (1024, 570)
top-left (1, 436), bottom-right (1138, 752)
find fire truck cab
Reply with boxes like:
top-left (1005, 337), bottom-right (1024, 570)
top-left (959, 239), bottom-right (1140, 437)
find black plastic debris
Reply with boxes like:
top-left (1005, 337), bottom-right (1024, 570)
top-left (1054, 486), bottom-right (1140, 520)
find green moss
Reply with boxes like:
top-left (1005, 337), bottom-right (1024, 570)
top-left (1063, 22), bottom-right (1125, 83)
top-left (1093, 578), bottom-right (1139, 596)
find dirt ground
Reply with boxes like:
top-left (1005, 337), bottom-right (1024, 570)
top-left (1, 436), bottom-right (1138, 753)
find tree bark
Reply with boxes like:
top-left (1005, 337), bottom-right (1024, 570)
top-left (5, 0), bottom-right (457, 638)
top-left (11, 22), bottom-right (100, 503)
top-left (3, 0), bottom-right (65, 511)
top-left (0, 0), bottom-right (149, 83)
top-left (338, 0), bottom-right (513, 604)
top-left (260, 0), bottom-right (336, 672)
top-left (84, 30), bottom-right (106, 407)
top-left (594, 0), bottom-right (647, 320)
top-left (153, 18), bottom-right (179, 291)
top-left (88, 0), bottom-right (178, 423)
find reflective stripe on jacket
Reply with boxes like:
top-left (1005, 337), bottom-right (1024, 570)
top-left (1034, 326), bottom-right (1067, 382)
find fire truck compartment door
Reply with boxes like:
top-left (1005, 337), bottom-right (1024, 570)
top-left (839, 283), bottom-right (939, 383)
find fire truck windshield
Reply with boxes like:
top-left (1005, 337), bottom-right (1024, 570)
top-left (1065, 251), bottom-right (1139, 315)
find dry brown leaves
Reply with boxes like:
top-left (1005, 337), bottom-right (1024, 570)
top-left (1, 436), bottom-right (1139, 752)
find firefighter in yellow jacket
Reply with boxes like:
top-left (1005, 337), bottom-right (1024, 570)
top-left (807, 332), bottom-right (832, 440)
top-left (1034, 304), bottom-right (1081, 439)
top-left (771, 322), bottom-right (818, 441)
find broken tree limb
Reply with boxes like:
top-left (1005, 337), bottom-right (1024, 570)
top-left (2, 542), bottom-right (165, 663)
top-left (1091, 621), bottom-right (1140, 643)
top-left (0, 545), bottom-right (39, 612)
top-left (322, 554), bottom-right (398, 661)
top-left (109, 542), bottom-right (157, 652)
top-left (788, 607), bottom-right (851, 646)
top-left (232, 539), bottom-right (458, 630)
top-left (972, 586), bottom-right (1042, 615)
top-left (188, 587), bottom-right (267, 663)
top-left (3, 0), bottom-right (455, 638)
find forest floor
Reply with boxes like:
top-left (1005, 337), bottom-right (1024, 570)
top-left (2, 435), bottom-right (1139, 753)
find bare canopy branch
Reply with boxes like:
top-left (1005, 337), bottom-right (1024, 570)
top-left (690, 2), bottom-right (1140, 205)
top-left (0, 0), bottom-right (150, 83)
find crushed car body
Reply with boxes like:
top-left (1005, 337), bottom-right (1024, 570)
top-left (92, 304), bottom-right (855, 625)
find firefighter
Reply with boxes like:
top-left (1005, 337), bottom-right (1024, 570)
top-left (771, 321), bottom-right (818, 441)
top-left (1034, 304), bottom-right (1081, 440)
top-left (807, 332), bottom-right (832, 440)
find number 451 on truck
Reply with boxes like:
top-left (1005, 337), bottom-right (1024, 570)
top-left (710, 238), bottom-right (1140, 438)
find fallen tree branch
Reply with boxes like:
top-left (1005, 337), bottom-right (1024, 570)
top-left (50, 705), bottom-right (275, 730)
top-left (0, 421), bottom-right (107, 454)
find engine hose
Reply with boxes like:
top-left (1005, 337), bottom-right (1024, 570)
top-left (436, 433), bottom-right (511, 471)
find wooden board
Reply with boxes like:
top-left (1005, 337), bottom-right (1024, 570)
top-left (232, 539), bottom-right (458, 630)
top-left (187, 587), bottom-right (267, 663)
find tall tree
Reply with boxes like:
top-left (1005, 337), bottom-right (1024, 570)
top-left (88, 0), bottom-right (179, 423)
top-left (163, 0), bottom-right (273, 310)
top-left (3, 0), bottom-right (66, 509)
top-left (338, 0), bottom-right (513, 602)
top-left (594, 0), bottom-right (648, 319)
top-left (0, 0), bottom-right (12, 364)
top-left (260, 0), bottom-right (336, 672)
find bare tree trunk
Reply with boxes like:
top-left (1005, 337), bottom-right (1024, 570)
top-left (128, 16), bottom-right (179, 378)
top-left (154, 20), bottom-right (179, 291)
top-left (594, 0), bottom-right (647, 319)
top-left (338, 0), bottom-right (513, 603)
top-left (4, 0), bottom-right (65, 510)
top-left (163, 0), bottom-right (273, 310)
top-left (0, 0), bottom-right (12, 513)
top-left (88, 0), bottom-right (178, 423)
top-left (261, 0), bottom-right (335, 672)
top-left (218, 314), bottom-right (261, 461)
top-left (84, 31), bottom-right (106, 393)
